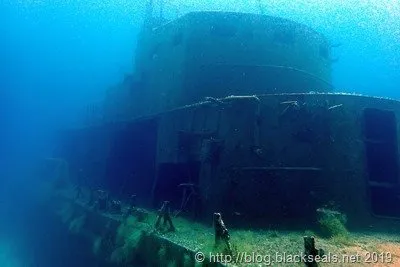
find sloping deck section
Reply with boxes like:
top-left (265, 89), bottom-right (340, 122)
top-left (46, 183), bottom-right (400, 267)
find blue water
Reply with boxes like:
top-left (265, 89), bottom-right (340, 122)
top-left (1, 0), bottom-right (400, 266)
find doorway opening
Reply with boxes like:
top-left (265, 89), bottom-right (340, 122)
top-left (364, 108), bottom-right (400, 217)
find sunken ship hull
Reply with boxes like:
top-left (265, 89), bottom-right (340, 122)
top-left (41, 9), bottom-right (400, 267)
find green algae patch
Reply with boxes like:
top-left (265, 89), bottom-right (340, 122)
top-left (317, 208), bottom-right (350, 246)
